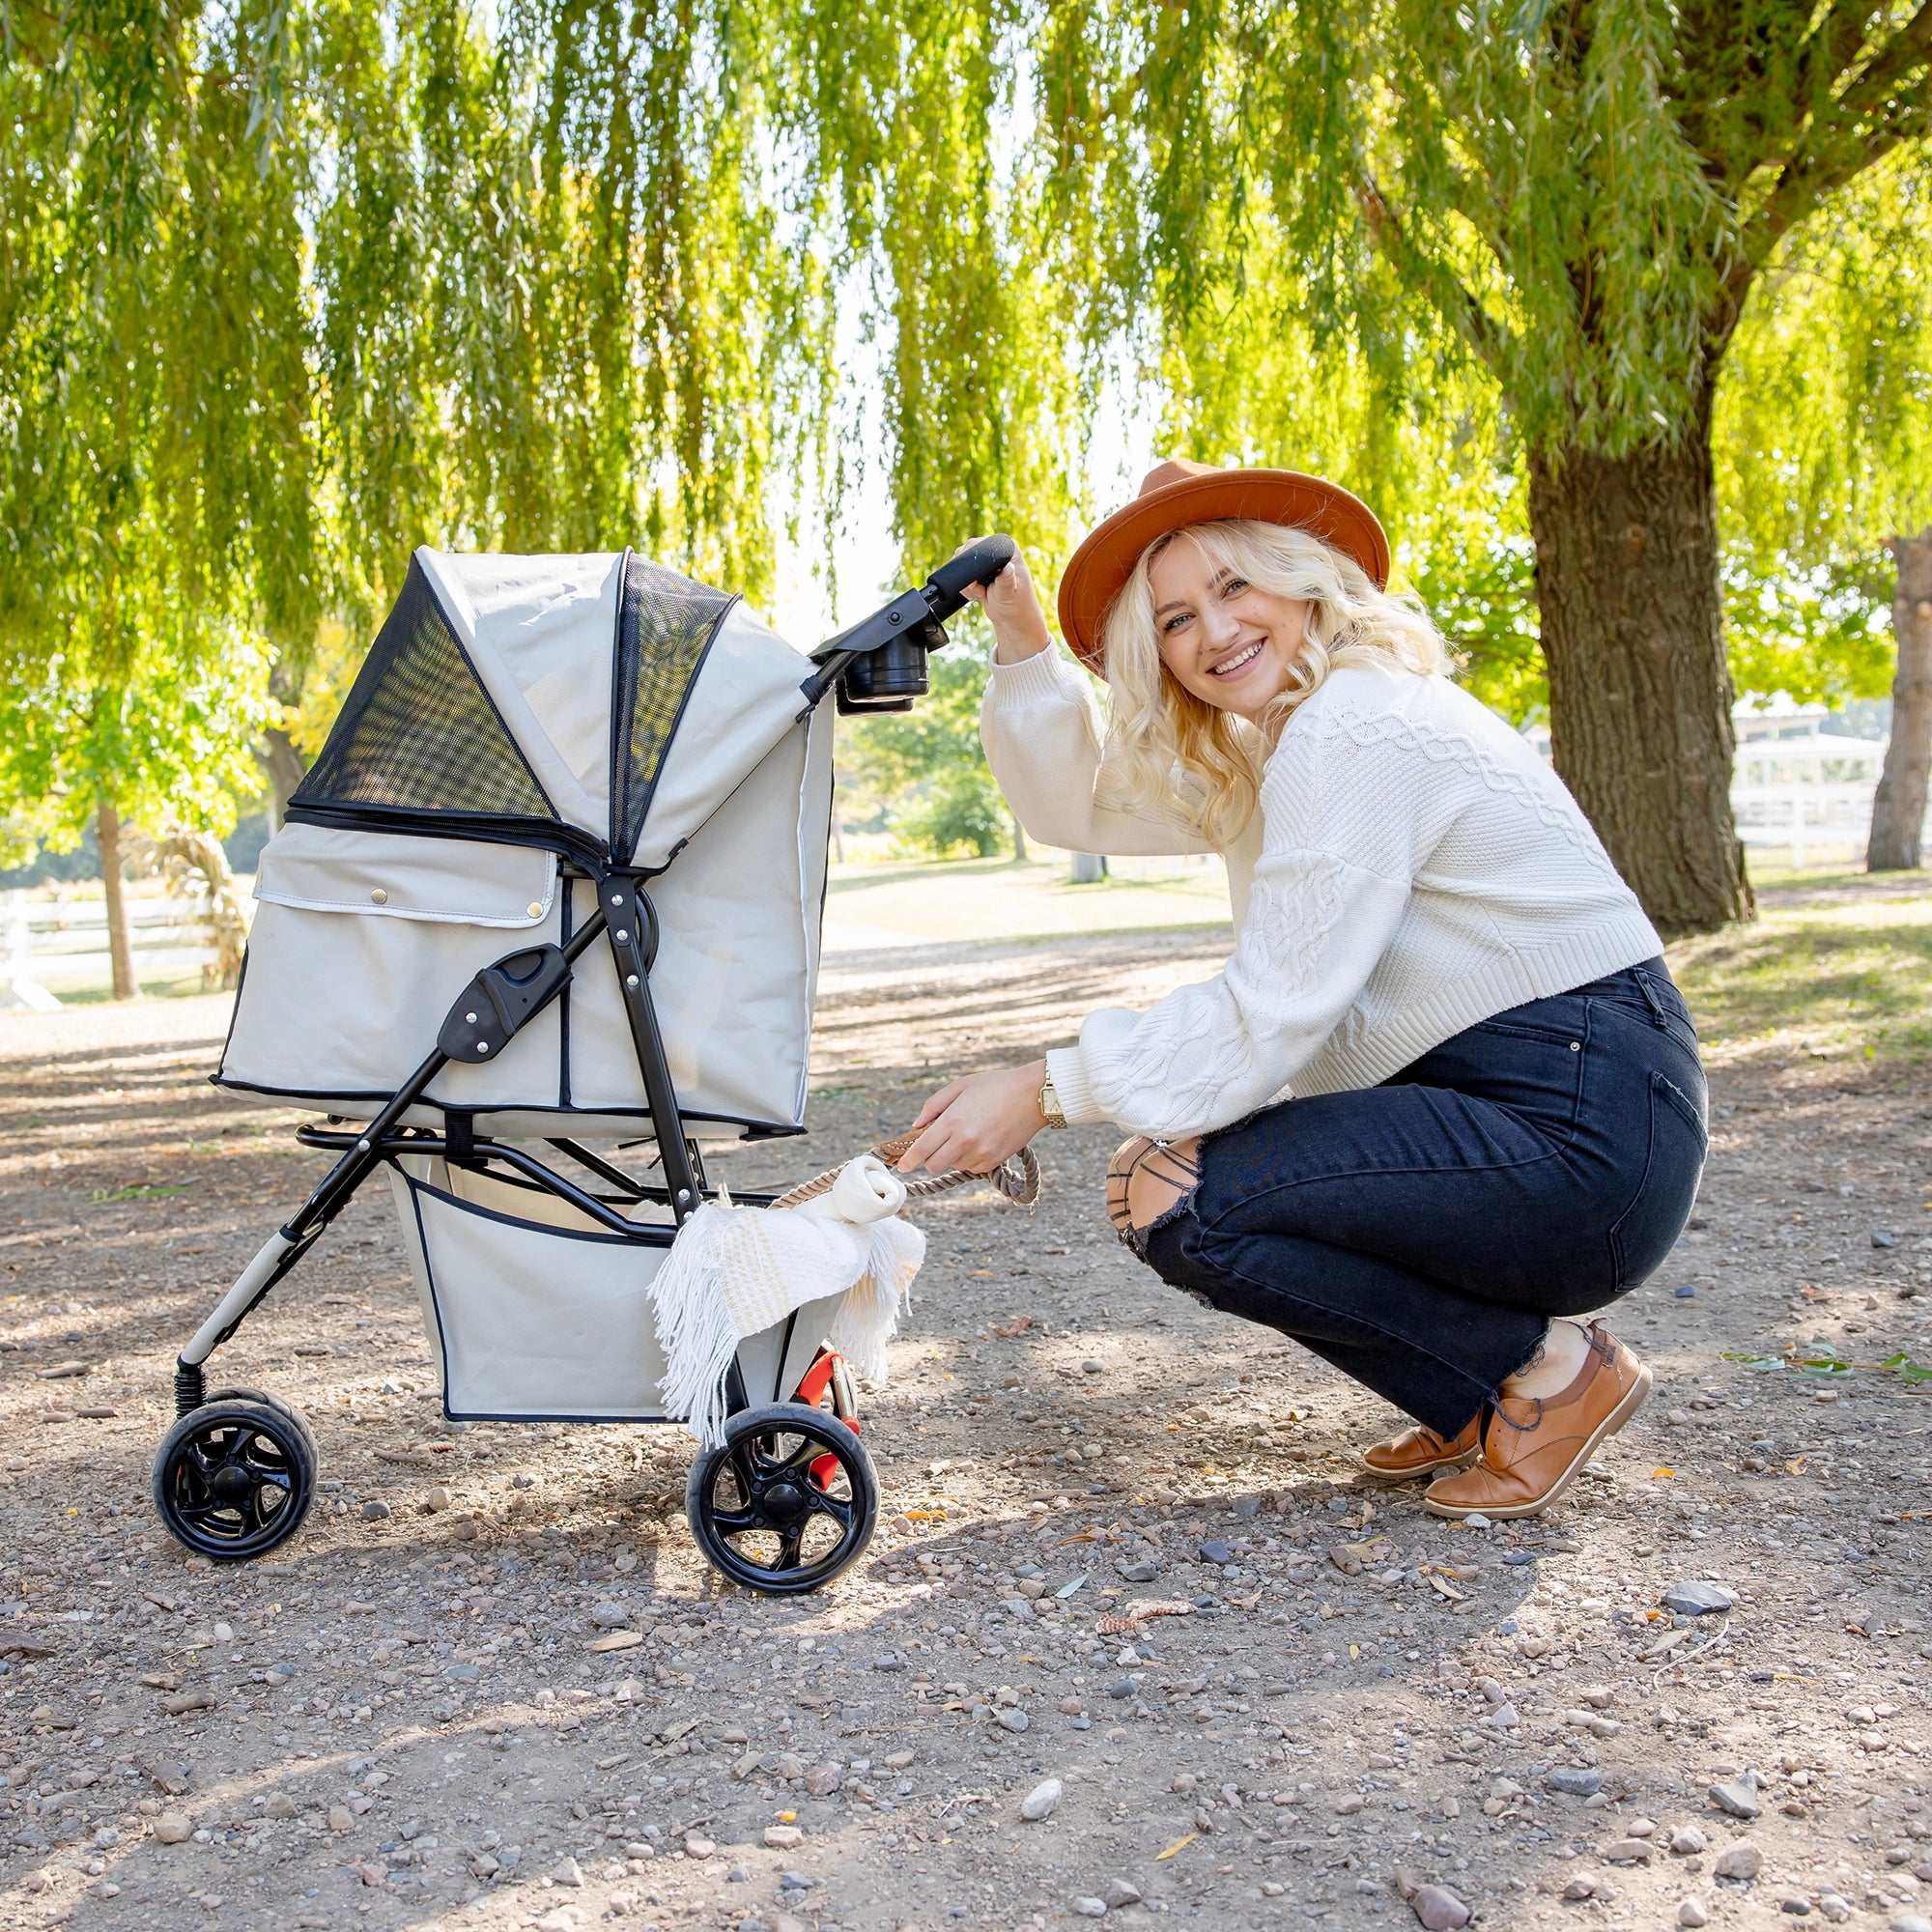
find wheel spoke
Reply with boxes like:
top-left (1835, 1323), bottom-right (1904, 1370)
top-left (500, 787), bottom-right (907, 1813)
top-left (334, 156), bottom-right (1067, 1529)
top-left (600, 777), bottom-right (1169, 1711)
top-left (176, 1496), bottom-right (242, 1528)
top-left (172, 1471), bottom-right (215, 1509)
top-left (236, 1448), bottom-right (292, 1491)
top-left (775, 1435), bottom-right (827, 1480)
top-left (725, 1441), bottom-right (759, 1504)
top-left (806, 1488), bottom-right (853, 1531)
top-left (774, 1521), bottom-right (806, 1571)
top-left (708, 1507), bottom-right (758, 1536)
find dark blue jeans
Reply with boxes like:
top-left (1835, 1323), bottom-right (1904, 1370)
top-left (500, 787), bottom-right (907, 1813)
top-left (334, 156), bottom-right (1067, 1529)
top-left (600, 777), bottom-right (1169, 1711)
top-left (1142, 959), bottom-right (1707, 1438)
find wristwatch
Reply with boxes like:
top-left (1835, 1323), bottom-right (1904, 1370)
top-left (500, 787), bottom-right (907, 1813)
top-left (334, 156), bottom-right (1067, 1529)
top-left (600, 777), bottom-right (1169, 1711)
top-left (1037, 1066), bottom-right (1068, 1129)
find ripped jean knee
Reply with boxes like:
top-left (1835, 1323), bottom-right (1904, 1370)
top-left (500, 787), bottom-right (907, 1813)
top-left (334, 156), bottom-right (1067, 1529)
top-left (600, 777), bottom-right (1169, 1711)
top-left (1129, 1198), bottom-right (1213, 1311)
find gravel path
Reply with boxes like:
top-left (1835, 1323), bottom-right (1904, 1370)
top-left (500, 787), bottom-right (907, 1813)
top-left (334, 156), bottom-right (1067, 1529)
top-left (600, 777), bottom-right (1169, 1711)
top-left (0, 931), bottom-right (1928, 1932)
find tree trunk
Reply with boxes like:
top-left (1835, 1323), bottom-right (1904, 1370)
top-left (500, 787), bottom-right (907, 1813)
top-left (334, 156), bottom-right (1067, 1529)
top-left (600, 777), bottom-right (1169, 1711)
top-left (1867, 527), bottom-right (1932, 872)
top-left (1527, 428), bottom-right (1753, 934)
top-left (1010, 810), bottom-right (1029, 864)
top-left (96, 796), bottom-right (139, 1002)
top-left (262, 724), bottom-right (308, 833)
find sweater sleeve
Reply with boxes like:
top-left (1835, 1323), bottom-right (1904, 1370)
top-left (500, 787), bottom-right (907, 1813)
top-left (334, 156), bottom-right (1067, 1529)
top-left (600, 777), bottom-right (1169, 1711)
top-left (1043, 737), bottom-right (1416, 1138)
top-left (980, 648), bottom-right (1217, 857)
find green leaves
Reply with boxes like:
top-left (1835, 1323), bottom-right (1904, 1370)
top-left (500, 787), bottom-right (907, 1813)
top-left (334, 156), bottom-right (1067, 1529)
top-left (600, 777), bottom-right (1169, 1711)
top-left (7, 0), bottom-right (1927, 868)
top-left (1719, 1347), bottom-right (1932, 1383)
top-left (1716, 153), bottom-right (1932, 697)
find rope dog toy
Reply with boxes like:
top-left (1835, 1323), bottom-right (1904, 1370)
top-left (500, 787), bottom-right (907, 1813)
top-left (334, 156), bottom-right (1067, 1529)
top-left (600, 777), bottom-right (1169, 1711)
top-left (771, 1128), bottom-right (1040, 1211)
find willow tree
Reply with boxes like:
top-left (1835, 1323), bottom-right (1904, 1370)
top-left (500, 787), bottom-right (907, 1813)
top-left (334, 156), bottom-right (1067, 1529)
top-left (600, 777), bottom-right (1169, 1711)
top-left (1714, 156), bottom-right (1932, 869)
top-left (1026, 0), bottom-right (1932, 930)
top-left (0, 0), bottom-right (319, 991)
top-left (0, 0), bottom-right (852, 988)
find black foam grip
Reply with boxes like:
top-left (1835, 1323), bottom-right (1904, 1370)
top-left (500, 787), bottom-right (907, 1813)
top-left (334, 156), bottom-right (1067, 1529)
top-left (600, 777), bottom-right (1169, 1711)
top-left (923, 534), bottom-right (1019, 618)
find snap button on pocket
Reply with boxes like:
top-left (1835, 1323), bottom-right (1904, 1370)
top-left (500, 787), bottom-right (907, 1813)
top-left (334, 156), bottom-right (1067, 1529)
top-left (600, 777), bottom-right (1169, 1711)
top-left (1569, 1041), bottom-right (1580, 1051)
top-left (370, 889), bottom-right (387, 905)
top-left (526, 902), bottom-right (543, 918)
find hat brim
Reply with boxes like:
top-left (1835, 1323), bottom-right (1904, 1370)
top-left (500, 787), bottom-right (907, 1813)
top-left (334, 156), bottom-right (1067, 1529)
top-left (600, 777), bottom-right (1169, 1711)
top-left (1056, 469), bottom-right (1391, 669)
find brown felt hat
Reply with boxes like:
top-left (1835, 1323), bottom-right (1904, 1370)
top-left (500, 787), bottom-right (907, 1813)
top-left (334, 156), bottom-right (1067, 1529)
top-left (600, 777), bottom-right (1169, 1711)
top-left (1056, 459), bottom-right (1390, 669)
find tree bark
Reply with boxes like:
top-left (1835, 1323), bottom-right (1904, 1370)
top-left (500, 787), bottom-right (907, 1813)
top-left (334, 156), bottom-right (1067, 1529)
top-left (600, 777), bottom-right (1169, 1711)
top-left (1527, 427), bottom-right (1753, 934)
top-left (1867, 527), bottom-right (1932, 872)
top-left (96, 796), bottom-right (139, 1002)
top-left (1010, 810), bottom-right (1029, 864)
top-left (262, 724), bottom-right (308, 833)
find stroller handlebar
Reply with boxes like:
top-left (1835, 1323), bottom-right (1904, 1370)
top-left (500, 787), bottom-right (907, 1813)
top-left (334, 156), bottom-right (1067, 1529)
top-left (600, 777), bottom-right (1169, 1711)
top-left (801, 533), bottom-right (1021, 713)
top-left (920, 533), bottom-right (1019, 620)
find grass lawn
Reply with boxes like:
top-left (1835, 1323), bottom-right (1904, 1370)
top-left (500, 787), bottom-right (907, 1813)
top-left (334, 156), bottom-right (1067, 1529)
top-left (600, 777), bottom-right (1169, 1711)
top-left (821, 853), bottom-right (1234, 947)
top-left (1668, 868), bottom-right (1932, 1068)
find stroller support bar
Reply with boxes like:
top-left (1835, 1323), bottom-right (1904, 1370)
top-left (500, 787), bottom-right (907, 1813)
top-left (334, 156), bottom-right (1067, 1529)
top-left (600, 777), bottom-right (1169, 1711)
top-left (600, 876), bottom-right (703, 1223)
top-left (179, 1231), bottom-right (300, 1369)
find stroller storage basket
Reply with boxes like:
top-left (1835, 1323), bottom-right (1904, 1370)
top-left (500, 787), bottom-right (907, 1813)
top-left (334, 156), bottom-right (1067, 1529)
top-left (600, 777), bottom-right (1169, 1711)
top-left (390, 1156), bottom-right (842, 1424)
top-left (152, 535), bottom-right (1019, 1593)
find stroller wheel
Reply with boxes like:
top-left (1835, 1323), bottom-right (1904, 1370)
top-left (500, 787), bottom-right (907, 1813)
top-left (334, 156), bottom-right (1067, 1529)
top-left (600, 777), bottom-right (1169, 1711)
top-left (686, 1402), bottom-right (877, 1595)
top-left (200, 1386), bottom-right (319, 1460)
top-left (152, 1398), bottom-right (318, 1562)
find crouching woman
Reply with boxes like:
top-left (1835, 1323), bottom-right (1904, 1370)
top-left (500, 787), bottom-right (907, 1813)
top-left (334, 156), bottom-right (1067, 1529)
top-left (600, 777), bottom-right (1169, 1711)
top-left (896, 461), bottom-right (1707, 1520)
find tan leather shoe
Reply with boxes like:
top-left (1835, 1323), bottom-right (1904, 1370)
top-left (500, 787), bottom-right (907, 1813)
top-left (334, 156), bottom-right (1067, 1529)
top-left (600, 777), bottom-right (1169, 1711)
top-left (1360, 1415), bottom-right (1481, 1479)
top-left (1424, 1324), bottom-right (1653, 1520)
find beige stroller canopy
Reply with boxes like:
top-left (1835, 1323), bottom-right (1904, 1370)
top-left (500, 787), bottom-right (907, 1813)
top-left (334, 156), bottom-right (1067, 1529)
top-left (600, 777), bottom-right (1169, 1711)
top-left (219, 549), bottom-right (834, 1137)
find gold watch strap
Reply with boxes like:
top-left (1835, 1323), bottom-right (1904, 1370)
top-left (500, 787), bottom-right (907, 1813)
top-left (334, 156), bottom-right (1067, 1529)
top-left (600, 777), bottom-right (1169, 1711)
top-left (1038, 1068), bottom-right (1068, 1128)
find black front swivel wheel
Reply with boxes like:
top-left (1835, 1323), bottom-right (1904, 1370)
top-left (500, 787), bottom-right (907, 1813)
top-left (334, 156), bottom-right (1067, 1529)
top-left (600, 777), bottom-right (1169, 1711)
top-left (686, 1403), bottom-right (877, 1594)
top-left (152, 1397), bottom-right (318, 1561)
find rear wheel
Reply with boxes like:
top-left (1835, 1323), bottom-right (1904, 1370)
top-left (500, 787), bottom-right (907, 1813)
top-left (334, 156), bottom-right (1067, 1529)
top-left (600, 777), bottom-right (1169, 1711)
top-left (152, 1398), bottom-right (318, 1561)
top-left (686, 1403), bottom-right (876, 1595)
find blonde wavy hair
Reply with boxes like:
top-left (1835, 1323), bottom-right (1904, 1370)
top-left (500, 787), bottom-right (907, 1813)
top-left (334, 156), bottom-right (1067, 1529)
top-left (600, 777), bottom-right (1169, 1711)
top-left (1096, 518), bottom-right (1448, 847)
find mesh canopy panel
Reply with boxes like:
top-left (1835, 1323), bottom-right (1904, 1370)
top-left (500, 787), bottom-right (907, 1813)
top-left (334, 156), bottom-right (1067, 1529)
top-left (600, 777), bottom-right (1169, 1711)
top-left (611, 558), bottom-right (736, 860)
top-left (294, 558), bottom-right (555, 823)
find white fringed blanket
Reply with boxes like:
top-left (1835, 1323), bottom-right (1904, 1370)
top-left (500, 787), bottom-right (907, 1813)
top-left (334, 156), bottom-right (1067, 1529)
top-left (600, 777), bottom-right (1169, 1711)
top-left (644, 1156), bottom-right (925, 1446)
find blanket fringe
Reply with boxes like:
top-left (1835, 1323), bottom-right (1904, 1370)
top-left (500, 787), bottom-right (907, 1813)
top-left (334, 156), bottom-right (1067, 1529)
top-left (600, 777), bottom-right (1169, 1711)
top-left (643, 1205), bottom-right (743, 1450)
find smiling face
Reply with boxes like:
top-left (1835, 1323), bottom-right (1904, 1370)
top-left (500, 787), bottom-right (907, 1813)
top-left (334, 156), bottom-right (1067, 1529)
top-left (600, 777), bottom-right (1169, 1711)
top-left (1147, 531), bottom-right (1311, 721)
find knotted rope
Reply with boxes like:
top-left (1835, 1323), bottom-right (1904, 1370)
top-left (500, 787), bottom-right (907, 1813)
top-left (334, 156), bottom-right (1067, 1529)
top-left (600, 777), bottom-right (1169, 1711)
top-left (770, 1129), bottom-right (1040, 1212)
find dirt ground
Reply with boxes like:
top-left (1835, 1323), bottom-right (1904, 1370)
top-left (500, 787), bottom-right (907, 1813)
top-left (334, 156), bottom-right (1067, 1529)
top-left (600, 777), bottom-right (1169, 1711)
top-left (0, 915), bottom-right (1928, 1932)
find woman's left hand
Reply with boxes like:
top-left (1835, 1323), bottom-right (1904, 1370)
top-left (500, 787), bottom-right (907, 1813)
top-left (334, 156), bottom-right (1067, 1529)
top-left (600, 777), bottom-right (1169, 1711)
top-left (897, 1061), bottom-right (1049, 1176)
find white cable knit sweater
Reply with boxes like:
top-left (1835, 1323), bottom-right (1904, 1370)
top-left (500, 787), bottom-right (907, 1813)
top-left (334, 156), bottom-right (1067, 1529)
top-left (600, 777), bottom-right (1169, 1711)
top-left (980, 648), bottom-right (1662, 1140)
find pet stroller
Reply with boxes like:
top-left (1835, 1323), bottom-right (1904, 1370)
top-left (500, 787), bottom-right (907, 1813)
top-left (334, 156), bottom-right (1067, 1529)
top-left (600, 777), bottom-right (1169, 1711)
top-left (153, 536), bottom-right (1017, 1594)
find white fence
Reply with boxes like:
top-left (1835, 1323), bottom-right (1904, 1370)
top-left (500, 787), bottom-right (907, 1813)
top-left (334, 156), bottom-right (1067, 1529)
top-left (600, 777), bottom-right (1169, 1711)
top-left (1728, 704), bottom-right (1925, 867)
top-left (1, 891), bottom-right (230, 1009)
top-left (1520, 701), bottom-right (1921, 868)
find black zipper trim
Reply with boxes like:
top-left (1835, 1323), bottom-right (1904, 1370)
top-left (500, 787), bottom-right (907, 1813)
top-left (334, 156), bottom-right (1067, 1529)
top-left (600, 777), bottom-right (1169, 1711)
top-left (281, 802), bottom-right (608, 871)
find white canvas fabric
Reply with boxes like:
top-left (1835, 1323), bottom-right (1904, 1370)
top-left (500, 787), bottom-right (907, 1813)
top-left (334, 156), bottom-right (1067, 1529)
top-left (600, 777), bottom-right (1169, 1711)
top-left (218, 551), bottom-right (836, 1135)
top-left (252, 823), bottom-right (557, 926)
top-left (562, 696), bottom-right (834, 1126)
top-left (416, 550), bottom-right (618, 842)
top-left (630, 601), bottom-right (833, 869)
top-left (387, 1157), bottom-right (844, 1420)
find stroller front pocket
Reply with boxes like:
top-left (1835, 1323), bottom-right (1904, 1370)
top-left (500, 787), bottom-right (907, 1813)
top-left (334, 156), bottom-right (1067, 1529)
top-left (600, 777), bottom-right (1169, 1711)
top-left (391, 1161), bottom-right (671, 1421)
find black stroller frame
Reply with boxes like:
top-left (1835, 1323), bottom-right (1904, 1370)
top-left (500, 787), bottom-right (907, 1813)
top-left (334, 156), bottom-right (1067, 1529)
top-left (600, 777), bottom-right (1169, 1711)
top-left (154, 536), bottom-right (1018, 1595)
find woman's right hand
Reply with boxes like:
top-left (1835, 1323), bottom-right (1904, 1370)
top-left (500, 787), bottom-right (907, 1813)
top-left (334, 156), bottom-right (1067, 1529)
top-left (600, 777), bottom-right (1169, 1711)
top-left (954, 538), bottom-right (1054, 664)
